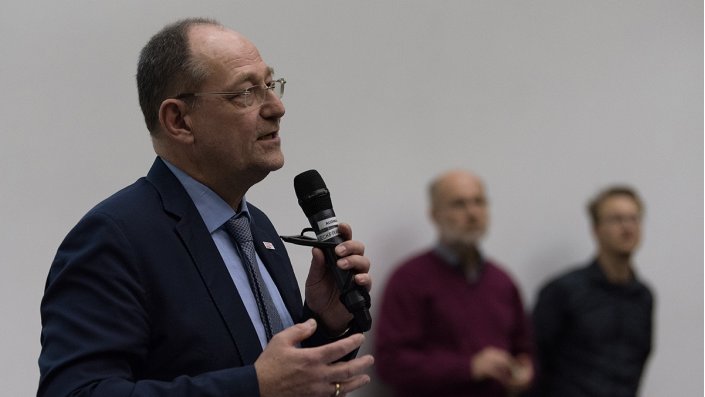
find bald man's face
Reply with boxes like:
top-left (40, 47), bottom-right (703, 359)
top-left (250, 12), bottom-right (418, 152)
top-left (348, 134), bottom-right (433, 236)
top-left (179, 25), bottom-right (285, 185)
top-left (431, 173), bottom-right (489, 248)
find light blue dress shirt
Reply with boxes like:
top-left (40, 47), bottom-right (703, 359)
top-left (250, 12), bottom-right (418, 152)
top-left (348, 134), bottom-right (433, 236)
top-left (164, 160), bottom-right (294, 348)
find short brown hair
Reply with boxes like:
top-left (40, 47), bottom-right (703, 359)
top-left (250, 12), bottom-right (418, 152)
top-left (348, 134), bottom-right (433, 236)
top-left (136, 18), bottom-right (221, 133)
top-left (587, 185), bottom-right (644, 226)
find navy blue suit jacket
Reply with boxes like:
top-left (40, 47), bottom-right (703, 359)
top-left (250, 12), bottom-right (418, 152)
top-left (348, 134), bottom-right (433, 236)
top-left (39, 158), bottom-right (310, 396)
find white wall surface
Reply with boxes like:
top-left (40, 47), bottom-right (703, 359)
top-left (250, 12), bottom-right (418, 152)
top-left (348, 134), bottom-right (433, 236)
top-left (1, 1), bottom-right (701, 396)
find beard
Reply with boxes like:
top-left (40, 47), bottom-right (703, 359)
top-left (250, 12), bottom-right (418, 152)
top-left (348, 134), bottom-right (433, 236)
top-left (440, 227), bottom-right (485, 249)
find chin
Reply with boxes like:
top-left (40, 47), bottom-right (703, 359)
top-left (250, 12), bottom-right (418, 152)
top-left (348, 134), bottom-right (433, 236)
top-left (444, 233), bottom-right (483, 249)
top-left (614, 247), bottom-right (637, 258)
top-left (261, 154), bottom-right (285, 172)
top-left (270, 158), bottom-right (285, 171)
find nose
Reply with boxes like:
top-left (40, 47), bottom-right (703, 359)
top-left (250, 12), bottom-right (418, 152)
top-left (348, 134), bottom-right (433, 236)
top-left (260, 91), bottom-right (285, 120)
top-left (464, 201), bottom-right (481, 214)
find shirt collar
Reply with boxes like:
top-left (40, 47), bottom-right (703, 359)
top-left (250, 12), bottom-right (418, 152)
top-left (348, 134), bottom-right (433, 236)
top-left (163, 159), bottom-right (251, 233)
top-left (589, 258), bottom-right (640, 290)
top-left (433, 242), bottom-right (486, 282)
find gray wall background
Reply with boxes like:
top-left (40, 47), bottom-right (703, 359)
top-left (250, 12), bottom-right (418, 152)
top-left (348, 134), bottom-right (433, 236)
top-left (1, 1), bottom-right (701, 395)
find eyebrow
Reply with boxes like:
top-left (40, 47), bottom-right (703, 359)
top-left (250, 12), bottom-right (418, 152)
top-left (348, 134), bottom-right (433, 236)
top-left (228, 67), bottom-right (275, 89)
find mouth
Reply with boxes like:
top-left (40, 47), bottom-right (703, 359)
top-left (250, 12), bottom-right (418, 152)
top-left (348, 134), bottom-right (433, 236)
top-left (257, 131), bottom-right (278, 141)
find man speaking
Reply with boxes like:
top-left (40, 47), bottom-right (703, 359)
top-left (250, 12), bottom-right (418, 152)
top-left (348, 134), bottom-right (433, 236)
top-left (38, 18), bottom-right (373, 397)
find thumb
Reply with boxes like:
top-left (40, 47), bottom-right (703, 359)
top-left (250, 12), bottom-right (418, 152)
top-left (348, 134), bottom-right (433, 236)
top-left (307, 247), bottom-right (326, 280)
top-left (277, 318), bottom-right (318, 345)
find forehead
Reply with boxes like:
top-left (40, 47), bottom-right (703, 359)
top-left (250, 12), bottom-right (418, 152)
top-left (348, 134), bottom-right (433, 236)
top-left (597, 195), bottom-right (640, 215)
top-left (435, 172), bottom-right (485, 201)
top-left (189, 25), bottom-right (271, 82)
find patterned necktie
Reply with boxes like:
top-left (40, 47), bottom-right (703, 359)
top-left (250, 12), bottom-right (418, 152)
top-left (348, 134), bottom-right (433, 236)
top-left (224, 214), bottom-right (284, 341)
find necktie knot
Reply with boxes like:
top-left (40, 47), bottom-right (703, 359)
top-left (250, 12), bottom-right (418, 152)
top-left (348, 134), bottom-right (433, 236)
top-left (225, 214), bottom-right (253, 244)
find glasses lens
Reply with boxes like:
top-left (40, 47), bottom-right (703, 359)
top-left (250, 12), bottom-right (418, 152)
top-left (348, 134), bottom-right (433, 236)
top-left (253, 82), bottom-right (278, 105)
top-left (275, 79), bottom-right (285, 99)
top-left (230, 91), bottom-right (253, 107)
top-left (232, 79), bottom-right (285, 109)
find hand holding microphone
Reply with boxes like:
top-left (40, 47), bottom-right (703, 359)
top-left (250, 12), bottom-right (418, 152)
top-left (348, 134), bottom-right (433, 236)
top-left (290, 170), bottom-right (372, 333)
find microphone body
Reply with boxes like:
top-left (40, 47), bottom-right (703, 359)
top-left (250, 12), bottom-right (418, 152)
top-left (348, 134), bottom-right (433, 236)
top-left (294, 170), bottom-right (372, 332)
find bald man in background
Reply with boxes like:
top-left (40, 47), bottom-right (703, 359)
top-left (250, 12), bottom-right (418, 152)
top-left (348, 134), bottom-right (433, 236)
top-left (375, 170), bottom-right (534, 397)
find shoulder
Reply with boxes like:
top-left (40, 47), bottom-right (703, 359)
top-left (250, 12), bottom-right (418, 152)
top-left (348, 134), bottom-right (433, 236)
top-left (383, 249), bottom-right (441, 291)
top-left (544, 263), bottom-right (591, 288)
top-left (88, 177), bottom-right (160, 219)
top-left (68, 178), bottom-right (171, 243)
top-left (481, 259), bottom-right (527, 301)
top-left (389, 250), bottom-right (439, 277)
top-left (483, 259), bottom-right (517, 283)
top-left (49, 178), bottom-right (163, 283)
top-left (57, 173), bottom-right (188, 263)
top-left (379, 250), bottom-right (440, 308)
top-left (537, 263), bottom-right (592, 299)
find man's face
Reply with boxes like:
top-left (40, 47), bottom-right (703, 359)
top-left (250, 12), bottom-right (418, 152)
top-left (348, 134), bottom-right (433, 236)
top-left (593, 195), bottom-right (642, 257)
top-left (431, 172), bottom-right (489, 249)
top-left (184, 25), bottom-right (285, 185)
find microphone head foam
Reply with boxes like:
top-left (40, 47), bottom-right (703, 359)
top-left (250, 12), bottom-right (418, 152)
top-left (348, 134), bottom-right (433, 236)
top-left (294, 169), bottom-right (333, 217)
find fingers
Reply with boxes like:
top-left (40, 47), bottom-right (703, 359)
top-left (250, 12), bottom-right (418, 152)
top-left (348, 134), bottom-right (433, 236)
top-left (352, 273), bottom-right (372, 292)
top-left (323, 354), bottom-right (374, 397)
top-left (329, 222), bottom-right (372, 291)
top-left (310, 333), bottom-right (366, 364)
top-left (507, 354), bottom-right (534, 390)
top-left (336, 251), bottom-right (371, 293)
top-left (333, 224), bottom-right (365, 259)
top-left (334, 236), bottom-right (368, 275)
top-left (337, 223), bottom-right (353, 240)
top-left (471, 347), bottom-right (515, 383)
top-left (334, 238), bottom-right (365, 258)
top-left (307, 247), bottom-right (326, 280)
top-left (256, 322), bottom-right (373, 397)
top-left (335, 373), bottom-right (373, 397)
top-left (272, 318), bottom-right (318, 346)
top-left (480, 349), bottom-right (532, 389)
top-left (336, 253), bottom-right (369, 273)
top-left (305, 221), bottom-right (371, 331)
top-left (326, 354), bottom-right (375, 382)
top-left (272, 324), bottom-right (365, 365)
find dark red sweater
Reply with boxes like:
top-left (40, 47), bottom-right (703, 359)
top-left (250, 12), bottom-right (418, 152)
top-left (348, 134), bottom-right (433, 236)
top-left (375, 249), bottom-right (533, 397)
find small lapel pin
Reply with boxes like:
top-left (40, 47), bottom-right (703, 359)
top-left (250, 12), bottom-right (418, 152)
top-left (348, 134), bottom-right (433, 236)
top-left (263, 241), bottom-right (275, 250)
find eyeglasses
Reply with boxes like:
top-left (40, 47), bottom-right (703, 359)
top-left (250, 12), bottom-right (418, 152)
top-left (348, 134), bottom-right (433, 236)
top-left (600, 214), bottom-right (641, 226)
top-left (174, 78), bottom-right (286, 108)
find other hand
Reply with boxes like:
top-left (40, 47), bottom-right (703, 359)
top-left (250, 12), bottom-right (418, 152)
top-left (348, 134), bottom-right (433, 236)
top-left (506, 353), bottom-right (533, 393)
top-left (470, 347), bottom-right (515, 386)
top-left (255, 319), bottom-right (374, 397)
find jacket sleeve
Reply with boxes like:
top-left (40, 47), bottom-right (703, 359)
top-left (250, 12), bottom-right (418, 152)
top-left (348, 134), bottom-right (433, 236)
top-left (38, 211), bottom-right (260, 397)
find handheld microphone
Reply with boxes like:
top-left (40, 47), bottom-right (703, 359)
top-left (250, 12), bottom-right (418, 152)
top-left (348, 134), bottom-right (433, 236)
top-left (293, 170), bottom-right (372, 332)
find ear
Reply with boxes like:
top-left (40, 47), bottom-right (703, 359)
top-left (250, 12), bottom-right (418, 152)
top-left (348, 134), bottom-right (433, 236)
top-left (590, 222), bottom-right (600, 239)
top-left (158, 98), bottom-right (194, 144)
top-left (429, 206), bottom-right (440, 225)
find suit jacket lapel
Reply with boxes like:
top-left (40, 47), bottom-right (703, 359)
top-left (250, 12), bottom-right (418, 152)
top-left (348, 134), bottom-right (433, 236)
top-left (146, 158), bottom-right (263, 364)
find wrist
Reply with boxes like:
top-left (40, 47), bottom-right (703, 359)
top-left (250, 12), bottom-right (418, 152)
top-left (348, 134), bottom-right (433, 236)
top-left (315, 313), bottom-right (353, 339)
